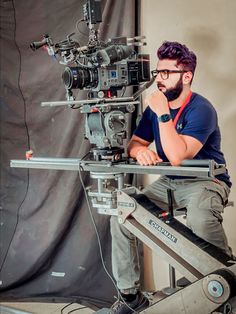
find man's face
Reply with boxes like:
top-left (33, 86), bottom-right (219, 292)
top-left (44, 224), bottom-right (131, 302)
top-left (155, 59), bottom-right (184, 101)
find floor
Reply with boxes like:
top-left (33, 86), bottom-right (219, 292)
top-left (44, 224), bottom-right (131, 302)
top-left (0, 292), bottom-right (165, 314)
top-left (0, 303), bottom-right (94, 314)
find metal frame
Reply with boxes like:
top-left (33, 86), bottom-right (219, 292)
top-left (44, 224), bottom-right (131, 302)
top-left (10, 157), bottom-right (236, 312)
top-left (10, 157), bottom-right (225, 177)
top-left (117, 188), bottom-right (229, 281)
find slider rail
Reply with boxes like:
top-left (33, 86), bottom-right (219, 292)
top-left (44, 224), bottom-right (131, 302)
top-left (41, 97), bottom-right (138, 107)
top-left (10, 158), bottom-right (226, 177)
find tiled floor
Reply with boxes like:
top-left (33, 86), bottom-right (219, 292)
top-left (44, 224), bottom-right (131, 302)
top-left (0, 303), bottom-right (94, 314)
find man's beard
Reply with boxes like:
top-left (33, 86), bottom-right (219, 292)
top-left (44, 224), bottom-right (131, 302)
top-left (160, 77), bottom-right (183, 102)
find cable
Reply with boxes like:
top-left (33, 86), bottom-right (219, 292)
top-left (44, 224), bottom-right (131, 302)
top-left (80, 151), bottom-right (91, 161)
top-left (71, 105), bottom-right (81, 110)
top-left (77, 159), bottom-right (138, 313)
top-left (74, 59), bottom-right (97, 69)
top-left (120, 87), bottom-right (127, 98)
top-left (60, 302), bottom-right (88, 314)
top-left (0, 0), bottom-right (30, 273)
top-left (78, 164), bottom-right (119, 292)
top-left (67, 306), bottom-right (87, 314)
top-left (75, 19), bottom-right (88, 38)
top-left (60, 302), bottom-right (74, 314)
top-left (223, 302), bottom-right (232, 314)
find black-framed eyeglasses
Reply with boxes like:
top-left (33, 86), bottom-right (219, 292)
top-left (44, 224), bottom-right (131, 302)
top-left (151, 69), bottom-right (187, 80)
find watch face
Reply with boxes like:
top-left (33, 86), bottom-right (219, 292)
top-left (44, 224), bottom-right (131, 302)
top-left (159, 114), bottom-right (171, 123)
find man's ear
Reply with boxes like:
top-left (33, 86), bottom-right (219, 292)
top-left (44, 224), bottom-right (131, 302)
top-left (183, 71), bottom-right (193, 84)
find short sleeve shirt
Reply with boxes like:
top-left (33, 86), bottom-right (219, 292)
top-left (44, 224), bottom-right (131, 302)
top-left (134, 93), bottom-right (231, 187)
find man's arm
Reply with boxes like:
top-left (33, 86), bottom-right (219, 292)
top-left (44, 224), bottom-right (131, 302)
top-left (128, 135), bottom-right (163, 165)
top-left (146, 90), bottom-right (203, 166)
top-left (159, 121), bottom-right (203, 165)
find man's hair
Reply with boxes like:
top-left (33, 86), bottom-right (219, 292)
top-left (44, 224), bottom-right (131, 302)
top-left (157, 41), bottom-right (197, 75)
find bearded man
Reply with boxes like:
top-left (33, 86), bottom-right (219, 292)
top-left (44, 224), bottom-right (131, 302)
top-left (109, 41), bottom-right (232, 314)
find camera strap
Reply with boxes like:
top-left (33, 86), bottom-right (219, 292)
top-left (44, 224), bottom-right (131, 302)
top-left (170, 90), bottom-right (193, 128)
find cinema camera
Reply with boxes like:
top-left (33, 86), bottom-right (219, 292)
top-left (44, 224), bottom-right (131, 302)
top-left (16, 1), bottom-right (229, 222)
top-left (30, 0), bottom-right (153, 162)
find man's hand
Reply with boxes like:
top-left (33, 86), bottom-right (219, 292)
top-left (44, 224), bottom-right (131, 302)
top-left (145, 90), bottom-right (169, 116)
top-left (136, 147), bottom-right (163, 166)
top-left (128, 135), bottom-right (163, 166)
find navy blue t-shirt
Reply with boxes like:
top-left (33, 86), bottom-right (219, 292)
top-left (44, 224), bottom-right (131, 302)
top-left (134, 92), bottom-right (231, 187)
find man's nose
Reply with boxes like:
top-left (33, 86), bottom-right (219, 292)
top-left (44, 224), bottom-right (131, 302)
top-left (155, 75), bottom-right (162, 83)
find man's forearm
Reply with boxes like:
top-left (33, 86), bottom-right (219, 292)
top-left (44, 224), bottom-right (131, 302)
top-left (128, 140), bottom-right (148, 158)
top-left (159, 120), bottom-right (188, 165)
top-left (128, 138), bottom-right (162, 165)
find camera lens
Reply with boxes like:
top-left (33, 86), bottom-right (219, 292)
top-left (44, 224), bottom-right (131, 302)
top-left (62, 67), bottom-right (97, 89)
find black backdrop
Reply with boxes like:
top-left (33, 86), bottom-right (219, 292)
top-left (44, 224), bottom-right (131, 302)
top-left (0, 0), bottom-right (137, 309)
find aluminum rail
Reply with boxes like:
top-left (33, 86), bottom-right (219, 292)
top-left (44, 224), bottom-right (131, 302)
top-left (10, 158), bottom-right (225, 177)
top-left (41, 96), bottom-right (138, 107)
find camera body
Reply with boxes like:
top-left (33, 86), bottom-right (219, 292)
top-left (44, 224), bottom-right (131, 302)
top-left (63, 54), bottom-right (150, 93)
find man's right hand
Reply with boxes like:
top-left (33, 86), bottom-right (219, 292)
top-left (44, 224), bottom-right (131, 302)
top-left (136, 148), bottom-right (163, 166)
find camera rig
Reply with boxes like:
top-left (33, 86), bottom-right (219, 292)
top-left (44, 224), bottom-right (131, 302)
top-left (30, 0), bottom-right (153, 161)
top-left (11, 1), bottom-right (236, 312)
top-left (28, 0), bottom-right (159, 220)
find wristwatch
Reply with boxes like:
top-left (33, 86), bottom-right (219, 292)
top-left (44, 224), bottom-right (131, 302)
top-left (158, 113), bottom-right (171, 123)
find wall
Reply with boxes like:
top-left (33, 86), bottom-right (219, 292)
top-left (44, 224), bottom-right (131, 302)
top-left (140, 0), bottom-right (236, 291)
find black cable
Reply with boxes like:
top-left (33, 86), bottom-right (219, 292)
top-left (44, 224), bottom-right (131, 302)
top-left (67, 306), bottom-right (87, 314)
top-left (61, 302), bottom-right (88, 314)
top-left (0, 0), bottom-right (30, 272)
top-left (80, 151), bottom-right (91, 161)
top-left (60, 302), bottom-right (74, 314)
top-left (78, 164), bottom-right (119, 293)
top-left (71, 105), bottom-right (81, 110)
top-left (77, 160), bottom-right (138, 313)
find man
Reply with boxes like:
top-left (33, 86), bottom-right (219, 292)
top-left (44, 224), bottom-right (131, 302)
top-left (109, 41), bottom-right (232, 314)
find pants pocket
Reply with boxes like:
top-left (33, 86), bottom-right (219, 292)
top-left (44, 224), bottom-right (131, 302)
top-left (202, 187), bottom-right (226, 222)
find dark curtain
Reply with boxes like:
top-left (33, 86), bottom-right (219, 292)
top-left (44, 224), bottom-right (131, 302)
top-left (0, 0), bottom-right (136, 309)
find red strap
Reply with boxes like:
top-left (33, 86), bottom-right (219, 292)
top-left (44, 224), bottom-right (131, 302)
top-left (169, 91), bottom-right (192, 127)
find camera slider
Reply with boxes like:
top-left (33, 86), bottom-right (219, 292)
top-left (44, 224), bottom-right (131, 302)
top-left (10, 157), bottom-right (235, 312)
top-left (10, 158), bottom-right (226, 177)
top-left (10, 157), bottom-right (227, 216)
